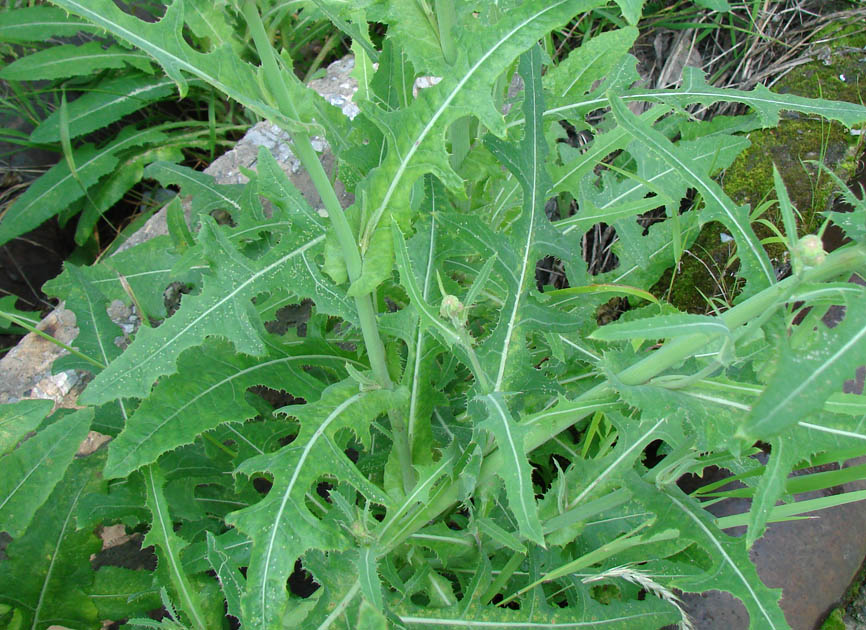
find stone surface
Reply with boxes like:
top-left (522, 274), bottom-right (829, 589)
top-left (678, 459), bottom-right (866, 630)
top-left (0, 307), bottom-right (83, 408)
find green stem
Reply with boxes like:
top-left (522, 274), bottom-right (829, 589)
top-left (0, 311), bottom-right (105, 369)
top-left (243, 2), bottom-right (413, 490)
top-left (379, 244), bottom-right (866, 551)
top-left (434, 0), bottom-right (457, 65)
top-left (241, 1), bottom-right (390, 386)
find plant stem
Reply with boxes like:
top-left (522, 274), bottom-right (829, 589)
top-left (0, 311), bottom-right (105, 369)
top-left (243, 2), bottom-right (414, 490)
top-left (435, 0), bottom-right (471, 179)
top-left (434, 0), bottom-right (457, 65)
top-left (241, 1), bottom-right (390, 386)
top-left (379, 244), bottom-right (866, 551)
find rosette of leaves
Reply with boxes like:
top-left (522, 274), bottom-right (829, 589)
top-left (2, 1), bottom-right (866, 629)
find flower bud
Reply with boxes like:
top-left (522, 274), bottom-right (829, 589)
top-left (792, 234), bottom-right (826, 272)
top-left (440, 294), bottom-right (465, 326)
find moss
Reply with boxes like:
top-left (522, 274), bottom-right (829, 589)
top-left (723, 118), bottom-right (858, 240)
top-left (723, 28), bottom-right (865, 234)
top-left (653, 221), bottom-right (739, 312)
top-left (820, 607), bottom-right (846, 630)
top-left (654, 30), bottom-right (865, 313)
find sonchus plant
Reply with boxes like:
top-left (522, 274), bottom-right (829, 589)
top-left (2, 1), bottom-right (866, 629)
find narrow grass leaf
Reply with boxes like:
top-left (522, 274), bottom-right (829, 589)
top-left (0, 125), bottom-right (168, 247)
top-left (0, 41), bottom-right (152, 80)
top-left (717, 489), bottom-right (866, 530)
top-left (772, 166), bottom-right (798, 250)
top-left (31, 74), bottom-right (180, 143)
top-left (0, 5), bottom-right (98, 42)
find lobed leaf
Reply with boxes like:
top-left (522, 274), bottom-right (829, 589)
top-left (609, 96), bottom-right (775, 297)
top-left (104, 336), bottom-right (352, 478)
top-left (206, 531), bottom-right (245, 621)
top-left (545, 26), bottom-right (639, 104)
top-left (44, 234), bottom-right (195, 322)
top-left (351, 0), bottom-right (606, 294)
top-left (88, 566), bottom-right (161, 620)
top-left (542, 65), bottom-right (866, 129)
top-left (396, 599), bottom-right (676, 629)
top-left (630, 477), bottom-right (788, 629)
top-left (739, 289), bottom-right (866, 442)
top-left (356, 546), bottom-right (385, 612)
top-left (47, 0), bottom-right (336, 131)
top-left (393, 223), bottom-right (463, 349)
top-left (0, 398), bottom-right (53, 456)
top-left (227, 380), bottom-right (405, 629)
top-left (478, 393), bottom-right (544, 545)
top-left (479, 46), bottom-right (579, 393)
top-left (143, 465), bottom-right (208, 630)
top-left (53, 265), bottom-right (118, 373)
top-left (144, 161), bottom-right (246, 220)
top-left (400, 197), bottom-right (451, 465)
top-left (745, 435), bottom-right (800, 549)
top-left (79, 212), bottom-right (328, 404)
top-left (0, 408), bottom-right (93, 538)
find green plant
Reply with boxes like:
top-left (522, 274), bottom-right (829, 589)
top-left (0, 3), bottom-right (251, 252)
top-left (2, 1), bottom-right (866, 629)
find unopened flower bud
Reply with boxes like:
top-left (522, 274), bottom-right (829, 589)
top-left (793, 234), bottom-right (826, 272)
top-left (440, 294), bottom-right (465, 326)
